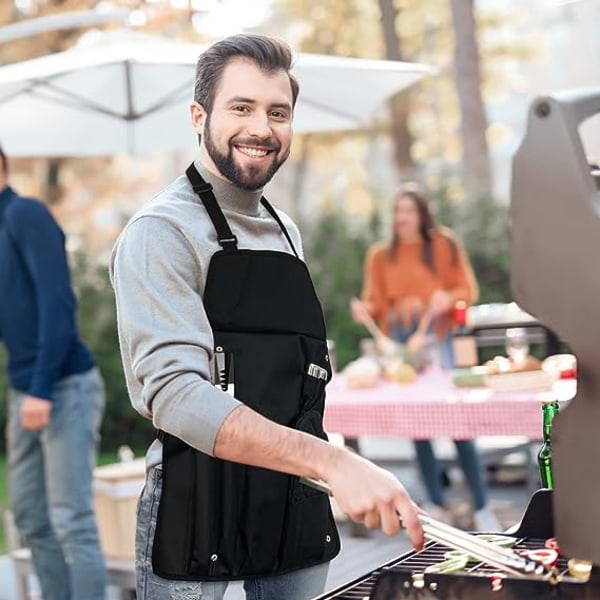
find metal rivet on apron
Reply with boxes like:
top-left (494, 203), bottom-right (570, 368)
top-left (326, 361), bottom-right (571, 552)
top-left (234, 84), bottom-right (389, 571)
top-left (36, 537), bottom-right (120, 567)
top-left (216, 346), bottom-right (223, 352)
top-left (326, 535), bottom-right (331, 543)
top-left (210, 554), bottom-right (218, 562)
top-left (325, 354), bottom-right (329, 362)
top-left (429, 582), bottom-right (438, 591)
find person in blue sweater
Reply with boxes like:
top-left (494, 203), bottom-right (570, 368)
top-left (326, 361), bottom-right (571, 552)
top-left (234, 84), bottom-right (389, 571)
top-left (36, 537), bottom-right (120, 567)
top-left (0, 146), bottom-right (106, 599)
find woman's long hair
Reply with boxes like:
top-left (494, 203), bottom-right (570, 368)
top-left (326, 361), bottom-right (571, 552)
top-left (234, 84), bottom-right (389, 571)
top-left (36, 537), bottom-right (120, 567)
top-left (388, 184), bottom-right (457, 270)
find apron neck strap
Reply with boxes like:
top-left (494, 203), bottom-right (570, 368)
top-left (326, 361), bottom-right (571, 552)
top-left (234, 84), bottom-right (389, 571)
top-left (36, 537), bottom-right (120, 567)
top-left (185, 163), bottom-right (238, 251)
top-left (260, 197), bottom-right (299, 259)
top-left (185, 163), bottom-right (300, 258)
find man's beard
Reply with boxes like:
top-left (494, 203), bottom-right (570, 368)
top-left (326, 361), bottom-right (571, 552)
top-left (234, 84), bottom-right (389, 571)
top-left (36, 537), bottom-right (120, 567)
top-left (203, 116), bottom-right (289, 191)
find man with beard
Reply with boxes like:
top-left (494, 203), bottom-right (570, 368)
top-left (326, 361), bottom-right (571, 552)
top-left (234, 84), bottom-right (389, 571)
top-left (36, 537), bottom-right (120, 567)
top-left (111, 34), bottom-right (425, 600)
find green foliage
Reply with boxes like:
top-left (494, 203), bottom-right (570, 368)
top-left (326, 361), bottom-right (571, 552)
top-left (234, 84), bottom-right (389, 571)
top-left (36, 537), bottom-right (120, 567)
top-left (429, 182), bottom-right (512, 304)
top-left (72, 253), bottom-right (156, 453)
top-left (0, 348), bottom-right (7, 453)
top-left (459, 196), bottom-right (511, 304)
top-left (301, 209), bottom-right (381, 369)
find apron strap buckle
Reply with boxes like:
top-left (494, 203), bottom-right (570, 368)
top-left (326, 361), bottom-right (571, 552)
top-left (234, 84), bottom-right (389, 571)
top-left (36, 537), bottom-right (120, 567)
top-left (219, 235), bottom-right (238, 250)
top-left (191, 182), bottom-right (213, 195)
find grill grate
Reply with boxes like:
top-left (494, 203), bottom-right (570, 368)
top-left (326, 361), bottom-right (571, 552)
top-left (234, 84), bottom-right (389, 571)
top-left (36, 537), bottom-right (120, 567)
top-left (317, 537), bottom-right (577, 599)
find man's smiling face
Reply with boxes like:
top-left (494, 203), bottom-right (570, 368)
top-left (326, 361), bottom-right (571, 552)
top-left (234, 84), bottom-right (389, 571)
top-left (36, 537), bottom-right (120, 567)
top-left (192, 57), bottom-right (294, 191)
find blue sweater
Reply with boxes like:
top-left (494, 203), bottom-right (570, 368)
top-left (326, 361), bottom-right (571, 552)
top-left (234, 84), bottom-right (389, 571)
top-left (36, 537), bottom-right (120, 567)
top-left (0, 186), bottom-right (95, 401)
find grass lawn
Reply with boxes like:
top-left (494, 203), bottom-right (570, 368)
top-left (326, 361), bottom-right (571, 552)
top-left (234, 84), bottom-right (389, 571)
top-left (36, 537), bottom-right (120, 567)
top-left (0, 457), bottom-right (7, 554)
top-left (0, 452), bottom-right (120, 555)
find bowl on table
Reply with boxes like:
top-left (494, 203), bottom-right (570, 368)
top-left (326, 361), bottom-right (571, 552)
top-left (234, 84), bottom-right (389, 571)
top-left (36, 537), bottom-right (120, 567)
top-left (542, 353), bottom-right (577, 379)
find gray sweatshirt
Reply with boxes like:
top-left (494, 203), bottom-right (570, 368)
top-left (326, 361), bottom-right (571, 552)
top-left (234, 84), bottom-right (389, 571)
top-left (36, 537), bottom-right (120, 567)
top-left (110, 161), bottom-right (303, 462)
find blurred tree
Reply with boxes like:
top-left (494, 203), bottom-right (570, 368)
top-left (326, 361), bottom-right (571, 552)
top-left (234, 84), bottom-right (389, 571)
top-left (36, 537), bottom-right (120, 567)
top-left (266, 0), bottom-right (538, 310)
top-left (449, 0), bottom-right (492, 199)
top-left (302, 206), bottom-right (382, 368)
top-left (377, 0), bottom-right (415, 174)
top-left (270, 0), bottom-right (538, 194)
top-left (269, 0), bottom-right (418, 177)
top-left (429, 182), bottom-right (511, 303)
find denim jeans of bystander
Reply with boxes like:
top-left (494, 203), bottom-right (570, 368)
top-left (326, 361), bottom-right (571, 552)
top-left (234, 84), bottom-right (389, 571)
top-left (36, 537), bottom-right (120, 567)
top-left (8, 367), bottom-right (107, 600)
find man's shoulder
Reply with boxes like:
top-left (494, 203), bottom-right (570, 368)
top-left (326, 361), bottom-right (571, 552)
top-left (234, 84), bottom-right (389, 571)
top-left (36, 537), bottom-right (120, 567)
top-left (5, 193), bottom-right (54, 230)
top-left (268, 205), bottom-right (299, 232)
top-left (124, 175), bottom-right (204, 229)
top-left (6, 192), bottom-right (48, 213)
top-left (113, 175), bottom-right (211, 259)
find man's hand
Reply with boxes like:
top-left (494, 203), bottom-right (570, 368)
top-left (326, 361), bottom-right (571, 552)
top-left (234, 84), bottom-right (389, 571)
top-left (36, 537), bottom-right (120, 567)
top-left (325, 450), bottom-right (425, 550)
top-left (20, 396), bottom-right (52, 431)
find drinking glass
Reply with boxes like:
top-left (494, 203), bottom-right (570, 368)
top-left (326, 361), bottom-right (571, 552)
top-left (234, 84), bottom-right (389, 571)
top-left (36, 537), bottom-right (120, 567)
top-left (505, 327), bottom-right (529, 364)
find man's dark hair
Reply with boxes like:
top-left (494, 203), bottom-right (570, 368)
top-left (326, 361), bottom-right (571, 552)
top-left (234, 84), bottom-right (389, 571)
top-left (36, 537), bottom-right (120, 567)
top-left (0, 145), bottom-right (7, 175)
top-left (194, 34), bottom-right (299, 114)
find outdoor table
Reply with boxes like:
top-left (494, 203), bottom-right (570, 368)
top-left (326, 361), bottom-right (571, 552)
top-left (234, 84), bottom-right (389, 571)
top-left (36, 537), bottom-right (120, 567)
top-left (323, 371), bottom-right (576, 440)
top-left (323, 371), bottom-right (576, 536)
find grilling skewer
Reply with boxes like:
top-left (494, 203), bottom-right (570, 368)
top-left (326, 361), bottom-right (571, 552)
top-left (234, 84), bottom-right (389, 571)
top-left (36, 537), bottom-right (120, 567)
top-left (350, 297), bottom-right (399, 356)
top-left (350, 297), bottom-right (433, 358)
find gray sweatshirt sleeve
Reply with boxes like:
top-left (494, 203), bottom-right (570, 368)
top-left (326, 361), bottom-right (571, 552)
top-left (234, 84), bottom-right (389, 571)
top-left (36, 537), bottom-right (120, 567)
top-left (110, 215), bottom-right (241, 456)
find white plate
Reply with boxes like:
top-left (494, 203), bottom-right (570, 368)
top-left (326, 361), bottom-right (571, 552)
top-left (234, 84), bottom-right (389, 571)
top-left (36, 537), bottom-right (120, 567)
top-left (485, 370), bottom-right (557, 392)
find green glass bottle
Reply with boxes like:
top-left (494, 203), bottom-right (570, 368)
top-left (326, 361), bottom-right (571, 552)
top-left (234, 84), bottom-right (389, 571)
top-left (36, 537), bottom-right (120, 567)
top-left (538, 400), bottom-right (560, 489)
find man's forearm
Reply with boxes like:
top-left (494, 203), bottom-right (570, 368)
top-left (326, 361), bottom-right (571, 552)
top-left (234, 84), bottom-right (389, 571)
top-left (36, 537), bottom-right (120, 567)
top-left (213, 404), bottom-right (343, 482)
top-left (210, 400), bottom-right (426, 549)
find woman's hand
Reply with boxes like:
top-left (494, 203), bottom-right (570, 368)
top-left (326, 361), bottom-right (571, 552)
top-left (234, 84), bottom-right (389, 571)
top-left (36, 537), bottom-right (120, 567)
top-left (429, 289), bottom-right (453, 317)
top-left (406, 331), bottom-right (426, 353)
top-left (350, 298), bottom-right (374, 324)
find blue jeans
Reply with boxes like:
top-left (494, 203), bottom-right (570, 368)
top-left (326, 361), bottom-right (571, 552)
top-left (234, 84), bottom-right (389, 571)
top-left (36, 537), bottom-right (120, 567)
top-left (136, 466), bottom-right (330, 600)
top-left (390, 319), bottom-right (488, 510)
top-left (8, 367), bottom-right (107, 600)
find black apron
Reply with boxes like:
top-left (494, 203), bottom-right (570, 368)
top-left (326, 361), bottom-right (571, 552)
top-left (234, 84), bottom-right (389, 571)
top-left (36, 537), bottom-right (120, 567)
top-left (152, 164), bottom-right (341, 581)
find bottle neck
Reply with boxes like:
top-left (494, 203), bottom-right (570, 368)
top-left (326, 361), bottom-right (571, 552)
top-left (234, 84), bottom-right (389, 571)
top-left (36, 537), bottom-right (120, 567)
top-left (542, 401), bottom-right (559, 441)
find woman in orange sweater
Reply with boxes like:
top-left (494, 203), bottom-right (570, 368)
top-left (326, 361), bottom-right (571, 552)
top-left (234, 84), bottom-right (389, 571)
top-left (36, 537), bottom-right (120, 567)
top-left (351, 184), bottom-right (499, 531)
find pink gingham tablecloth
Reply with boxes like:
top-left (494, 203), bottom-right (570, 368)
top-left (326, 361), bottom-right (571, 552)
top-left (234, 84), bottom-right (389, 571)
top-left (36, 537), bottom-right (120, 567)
top-left (323, 373), bottom-right (575, 440)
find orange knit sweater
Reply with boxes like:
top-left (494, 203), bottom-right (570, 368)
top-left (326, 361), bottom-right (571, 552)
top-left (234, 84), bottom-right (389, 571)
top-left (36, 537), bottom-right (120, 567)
top-left (361, 229), bottom-right (478, 338)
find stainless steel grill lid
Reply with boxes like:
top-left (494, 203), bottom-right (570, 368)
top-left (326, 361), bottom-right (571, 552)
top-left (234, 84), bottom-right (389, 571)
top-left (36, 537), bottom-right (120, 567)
top-left (511, 88), bottom-right (600, 565)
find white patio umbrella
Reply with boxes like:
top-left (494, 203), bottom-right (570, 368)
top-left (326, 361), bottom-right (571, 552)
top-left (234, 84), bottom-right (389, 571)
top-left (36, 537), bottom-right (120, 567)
top-left (0, 30), bottom-right (435, 156)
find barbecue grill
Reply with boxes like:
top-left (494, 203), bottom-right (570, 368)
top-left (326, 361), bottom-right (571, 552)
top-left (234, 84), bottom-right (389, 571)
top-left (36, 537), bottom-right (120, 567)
top-left (316, 490), bottom-right (600, 599)
top-left (315, 88), bottom-right (600, 599)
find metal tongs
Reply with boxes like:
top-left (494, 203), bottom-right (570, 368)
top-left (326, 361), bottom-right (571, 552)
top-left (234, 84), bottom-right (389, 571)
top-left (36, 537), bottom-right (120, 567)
top-left (419, 514), bottom-right (558, 580)
top-left (299, 477), bottom-right (558, 580)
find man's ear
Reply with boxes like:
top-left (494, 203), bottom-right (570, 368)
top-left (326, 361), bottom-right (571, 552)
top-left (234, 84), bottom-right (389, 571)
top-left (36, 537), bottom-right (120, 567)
top-left (190, 102), bottom-right (207, 136)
